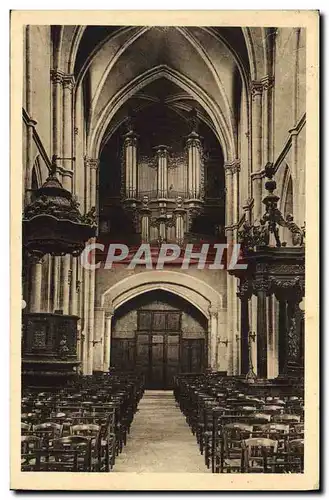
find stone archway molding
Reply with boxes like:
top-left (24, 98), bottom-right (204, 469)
top-left (101, 270), bottom-right (223, 317)
top-left (97, 271), bottom-right (226, 373)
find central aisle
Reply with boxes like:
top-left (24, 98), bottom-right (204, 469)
top-left (114, 390), bottom-right (210, 473)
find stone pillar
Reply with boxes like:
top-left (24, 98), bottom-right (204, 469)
top-left (231, 161), bottom-right (241, 226)
top-left (278, 298), bottom-right (287, 375)
top-left (69, 257), bottom-right (78, 316)
top-left (224, 162), bottom-right (234, 228)
top-left (237, 280), bottom-right (251, 375)
top-left (104, 310), bottom-right (114, 371)
top-left (62, 74), bottom-right (75, 192)
top-left (224, 162), bottom-right (235, 374)
top-left (76, 320), bottom-right (82, 367)
top-left (250, 294), bottom-right (258, 374)
top-left (50, 69), bottom-right (63, 161)
top-left (267, 294), bottom-right (278, 379)
top-left (93, 307), bottom-right (105, 372)
top-left (123, 131), bottom-right (138, 199)
top-left (61, 254), bottom-right (71, 315)
top-left (291, 31), bottom-right (304, 225)
top-left (25, 118), bottom-right (37, 206)
top-left (255, 284), bottom-right (268, 378)
top-left (186, 132), bottom-right (202, 199)
top-left (217, 309), bottom-right (228, 372)
top-left (24, 27), bottom-right (37, 206)
top-left (86, 159), bottom-right (99, 375)
top-left (29, 255), bottom-right (44, 312)
top-left (261, 76), bottom-right (274, 165)
top-left (208, 306), bottom-right (219, 370)
top-left (81, 261), bottom-right (90, 375)
top-left (250, 81), bottom-right (263, 220)
top-left (52, 256), bottom-right (60, 311)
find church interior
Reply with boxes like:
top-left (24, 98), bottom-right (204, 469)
top-left (21, 25), bottom-right (305, 473)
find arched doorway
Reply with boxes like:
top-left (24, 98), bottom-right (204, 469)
top-left (110, 290), bottom-right (207, 389)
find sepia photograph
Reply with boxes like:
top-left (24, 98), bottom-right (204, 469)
top-left (10, 10), bottom-right (319, 491)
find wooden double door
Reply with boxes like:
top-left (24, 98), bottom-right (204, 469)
top-left (110, 309), bottom-right (206, 389)
top-left (136, 310), bottom-right (181, 389)
top-left (136, 310), bottom-right (205, 389)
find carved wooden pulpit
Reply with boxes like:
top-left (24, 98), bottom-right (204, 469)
top-left (232, 163), bottom-right (305, 381)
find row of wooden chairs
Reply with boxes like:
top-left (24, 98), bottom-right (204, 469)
top-left (21, 372), bottom-right (144, 472)
top-left (174, 373), bottom-right (304, 473)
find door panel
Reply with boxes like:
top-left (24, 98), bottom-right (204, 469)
top-left (181, 339), bottom-right (205, 373)
top-left (134, 310), bottom-right (205, 388)
top-left (167, 312), bottom-right (181, 331)
top-left (111, 339), bottom-right (136, 371)
top-left (152, 312), bottom-right (166, 330)
top-left (151, 341), bottom-right (164, 388)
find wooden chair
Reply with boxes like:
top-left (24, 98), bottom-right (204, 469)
top-left (273, 414), bottom-right (301, 424)
top-left (219, 423), bottom-right (253, 473)
top-left (242, 438), bottom-right (278, 473)
top-left (21, 435), bottom-right (41, 470)
top-left (261, 405), bottom-right (285, 416)
top-left (32, 422), bottom-right (63, 448)
top-left (287, 439), bottom-right (304, 473)
top-left (52, 436), bottom-right (92, 472)
top-left (70, 424), bottom-right (108, 471)
top-left (21, 449), bottom-right (81, 472)
top-left (21, 422), bottom-right (31, 434)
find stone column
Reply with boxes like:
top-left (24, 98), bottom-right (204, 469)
top-left (249, 294), bottom-right (258, 374)
top-left (255, 283), bottom-right (268, 378)
top-left (250, 81), bottom-right (263, 220)
top-left (217, 309), bottom-right (228, 372)
top-left (224, 162), bottom-right (235, 229)
top-left (104, 310), bottom-right (114, 371)
top-left (61, 255), bottom-right (71, 315)
top-left (153, 145), bottom-right (170, 199)
top-left (76, 320), bottom-right (82, 366)
top-left (230, 161), bottom-right (240, 226)
top-left (81, 260), bottom-right (90, 375)
top-left (24, 27), bottom-right (37, 206)
top-left (50, 69), bottom-right (64, 161)
top-left (261, 76), bottom-right (274, 165)
top-left (237, 280), bottom-right (251, 375)
top-left (87, 249), bottom-right (96, 376)
top-left (62, 74), bottom-right (75, 192)
top-left (29, 255), bottom-right (44, 312)
top-left (123, 131), bottom-right (138, 199)
top-left (267, 294), bottom-right (278, 379)
top-left (186, 132), bottom-right (202, 199)
top-left (87, 158), bottom-right (99, 375)
top-left (52, 256), bottom-right (60, 311)
top-left (208, 306), bottom-right (219, 370)
top-left (224, 162), bottom-right (235, 374)
top-left (25, 118), bottom-right (37, 206)
top-left (69, 257), bottom-right (78, 316)
top-left (93, 307), bottom-right (105, 372)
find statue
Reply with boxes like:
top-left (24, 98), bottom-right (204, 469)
top-left (58, 335), bottom-right (70, 358)
top-left (285, 214), bottom-right (305, 246)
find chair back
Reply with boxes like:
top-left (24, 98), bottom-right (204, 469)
top-left (242, 437), bottom-right (278, 473)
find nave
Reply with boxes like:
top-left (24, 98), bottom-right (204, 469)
top-left (21, 371), bottom-right (304, 474)
top-left (114, 391), bottom-right (210, 473)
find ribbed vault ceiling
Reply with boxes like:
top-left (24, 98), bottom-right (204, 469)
top-left (61, 25), bottom-right (256, 157)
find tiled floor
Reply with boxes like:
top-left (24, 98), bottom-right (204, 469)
top-left (113, 390), bottom-right (210, 473)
